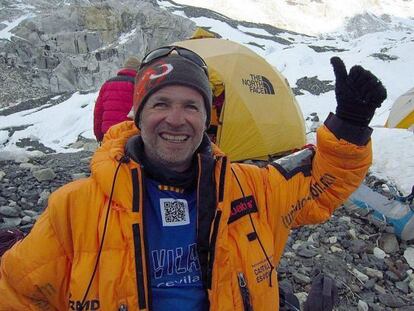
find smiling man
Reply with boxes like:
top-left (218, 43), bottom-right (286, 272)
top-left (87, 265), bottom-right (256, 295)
top-left (139, 85), bottom-right (207, 172)
top-left (0, 46), bottom-right (387, 311)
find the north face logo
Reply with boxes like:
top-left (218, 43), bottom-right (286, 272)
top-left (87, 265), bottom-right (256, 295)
top-left (242, 74), bottom-right (275, 94)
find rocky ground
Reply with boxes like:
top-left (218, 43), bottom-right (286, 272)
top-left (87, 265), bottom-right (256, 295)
top-left (0, 145), bottom-right (413, 310)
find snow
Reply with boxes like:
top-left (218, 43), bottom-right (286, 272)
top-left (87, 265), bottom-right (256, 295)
top-left (169, 0), bottom-right (414, 36)
top-left (119, 29), bottom-right (137, 45)
top-left (0, 92), bottom-right (97, 155)
top-left (0, 1), bottom-right (413, 195)
top-left (0, 14), bottom-right (33, 40)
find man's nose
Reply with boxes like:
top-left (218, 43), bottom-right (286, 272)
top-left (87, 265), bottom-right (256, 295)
top-left (164, 106), bottom-right (185, 126)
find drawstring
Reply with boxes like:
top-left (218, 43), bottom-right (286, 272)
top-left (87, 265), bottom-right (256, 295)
top-left (80, 155), bottom-right (130, 310)
top-left (231, 168), bottom-right (275, 287)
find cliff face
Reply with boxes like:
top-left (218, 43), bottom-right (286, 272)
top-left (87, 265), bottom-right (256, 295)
top-left (0, 0), bottom-right (195, 106)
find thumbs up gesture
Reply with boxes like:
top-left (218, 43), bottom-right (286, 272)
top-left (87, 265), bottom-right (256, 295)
top-left (330, 57), bottom-right (387, 127)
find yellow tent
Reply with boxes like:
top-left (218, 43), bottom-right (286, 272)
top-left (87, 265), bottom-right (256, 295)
top-left (386, 87), bottom-right (414, 129)
top-left (175, 37), bottom-right (306, 161)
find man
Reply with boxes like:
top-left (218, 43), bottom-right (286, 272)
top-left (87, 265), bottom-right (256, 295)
top-left (0, 46), bottom-right (386, 310)
top-left (93, 56), bottom-right (141, 142)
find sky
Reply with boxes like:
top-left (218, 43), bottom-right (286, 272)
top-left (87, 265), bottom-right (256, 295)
top-left (0, 1), bottom-right (413, 195)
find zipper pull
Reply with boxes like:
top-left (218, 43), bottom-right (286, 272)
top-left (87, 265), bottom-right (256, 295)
top-left (237, 272), bottom-right (253, 311)
top-left (238, 272), bottom-right (247, 287)
top-left (118, 304), bottom-right (128, 311)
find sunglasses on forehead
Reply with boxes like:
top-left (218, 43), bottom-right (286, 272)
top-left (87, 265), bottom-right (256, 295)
top-left (139, 46), bottom-right (208, 76)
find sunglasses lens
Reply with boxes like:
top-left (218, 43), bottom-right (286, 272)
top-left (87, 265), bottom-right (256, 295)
top-left (140, 47), bottom-right (172, 68)
top-left (175, 48), bottom-right (208, 75)
top-left (140, 46), bottom-right (208, 76)
top-left (176, 49), bottom-right (206, 66)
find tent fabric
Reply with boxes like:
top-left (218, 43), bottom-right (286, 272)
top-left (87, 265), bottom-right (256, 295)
top-left (208, 67), bottom-right (225, 98)
top-left (174, 37), bottom-right (306, 161)
top-left (386, 87), bottom-right (414, 129)
top-left (190, 27), bottom-right (216, 40)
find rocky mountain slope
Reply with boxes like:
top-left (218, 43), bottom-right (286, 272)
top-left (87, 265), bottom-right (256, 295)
top-left (0, 0), bottom-right (195, 107)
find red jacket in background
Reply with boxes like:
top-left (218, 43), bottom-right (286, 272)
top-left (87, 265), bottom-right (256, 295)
top-left (93, 68), bottom-right (136, 141)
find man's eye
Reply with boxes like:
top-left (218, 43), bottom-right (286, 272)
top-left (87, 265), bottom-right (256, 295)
top-left (186, 104), bottom-right (199, 111)
top-left (153, 102), bottom-right (167, 108)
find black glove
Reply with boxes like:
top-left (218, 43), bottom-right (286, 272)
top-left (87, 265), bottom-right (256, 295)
top-left (304, 273), bottom-right (338, 311)
top-left (331, 56), bottom-right (387, 127)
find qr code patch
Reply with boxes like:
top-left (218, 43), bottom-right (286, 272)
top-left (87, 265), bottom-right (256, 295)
top-left (160, 198), bottom-right (190, 226)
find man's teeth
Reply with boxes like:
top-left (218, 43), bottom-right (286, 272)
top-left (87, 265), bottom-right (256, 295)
top-left (161, 134), bottom-right (188, 142)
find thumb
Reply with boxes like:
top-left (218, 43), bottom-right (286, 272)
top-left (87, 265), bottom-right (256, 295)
top-left (330, 56), bottom-right (348, 83)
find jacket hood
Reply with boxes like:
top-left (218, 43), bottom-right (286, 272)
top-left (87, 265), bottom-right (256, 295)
top-left (90, 121), bottom-right (225, 209)
top-left (91, 121), bottom-right (139, 210)
top-left (118, 68), bottom-right (137, 78)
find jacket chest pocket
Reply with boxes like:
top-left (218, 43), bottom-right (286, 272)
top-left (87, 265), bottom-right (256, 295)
top-left (228, 215), bottom-right (277, 310)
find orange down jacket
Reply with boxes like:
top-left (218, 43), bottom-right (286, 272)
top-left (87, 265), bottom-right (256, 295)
top-left (0, 117), bottom-right (372, 311)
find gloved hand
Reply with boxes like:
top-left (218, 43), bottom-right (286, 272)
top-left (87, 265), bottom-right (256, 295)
top-left (304, 273), bottom-right (338, 311)
top-left (331, 56), bottom-right (387, 127)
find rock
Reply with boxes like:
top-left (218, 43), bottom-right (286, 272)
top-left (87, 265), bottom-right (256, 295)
top-left (358, 299), bottom-right (369, 311)
top-left (14, 154), bottom-right (30, 163)
top-left (21, 215), bottom-right (32, 225)
top-left (352, 268), bottom-right (369, 282)
top-left (348, 228), bottom-right (357, 239)
top-left (349, 239), bottom-right (368, 253)
top-left (21, 210), bottom-right (38, 217)
top-left (19, 163), bottom-right (37, 170)
top-left (1, 1), bottom-right (195, 97)
top-left (292, 272), bottom-right (311, 284)
top-left (367, 303), bottom-right (383, 311)
top-left (396, 281), bottom-right (409, 294)
top-left (295, 292), bottom-right (307, 309)
top-left (32, 168), bottom-right (56, 182)
top-left (328, 236), bottom-right (337, 244)
top-left (37, 190), bottom-right (51, 207)
top-left (0, 170), bottom-right (5, 181)
top-left (404, 247), bottom-right (414, 269)
top-left (82, 142), bottom-right (99, 152)
top-left (330, 245), bottom-right (343, 253)
top-left (296, 244), bottom-right (319, 258)
top-left (293, 76), bottom-right (334, 96)
top-left (374, 284), bottom-right (386, 295)
top-left (363, 278), bottom-right (376, 290)
top-left (410, 279), bottom-right (414, 293)
top-left (373, 247), bottom-right (387, 259)
top-left (0, 205), bottom-right (21, 217)
top-left (378, 293), bottom-right (405, 308)
top-left (385, 270), bottom-right (400, 282)
top-left (72, 173), bottom-right (88, 180)
top-left (365, 267), bottom-right (383, 279)
top-left (283, 251), bottom-right (295, 258)
top-left (0, 217), bottom-right (22, 229)
top-left (379, 233), bottom-right (400, 254)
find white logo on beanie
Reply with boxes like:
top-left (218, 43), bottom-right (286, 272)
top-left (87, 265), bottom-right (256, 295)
top-left (149, 64), bottom-right (173, 79)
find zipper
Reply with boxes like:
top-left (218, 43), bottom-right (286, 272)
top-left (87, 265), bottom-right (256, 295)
top-left (132, 224), bottom-right (147, 309)
top-left (207, 210), bottom-right (222, 289)
top-left (118, 304), bottom-right (128, 311)
top-left (131, 167), bottom-right (150, 310)
top-left (237, 272), bottom-right (253, 311)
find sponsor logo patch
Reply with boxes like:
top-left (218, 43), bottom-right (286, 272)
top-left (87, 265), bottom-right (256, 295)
top-left (228, 195), bottom-right (258, 224)
top-left (281, 173), bottom-right (336, 228)
top-left (241, 74), bottom-right (275, 94)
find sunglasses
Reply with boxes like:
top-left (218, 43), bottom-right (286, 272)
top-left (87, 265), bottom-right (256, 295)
top-left (139, 46), bottom-right (208, 76)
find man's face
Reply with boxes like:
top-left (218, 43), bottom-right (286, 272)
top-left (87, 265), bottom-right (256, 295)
top-left (139, 85), bottom-right (207, 172)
